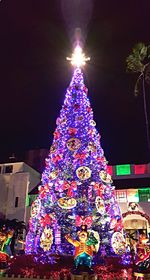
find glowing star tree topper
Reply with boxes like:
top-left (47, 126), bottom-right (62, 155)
top-left (66, 46), bottom-right (90, 68)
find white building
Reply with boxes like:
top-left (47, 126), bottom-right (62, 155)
top-left (0, 162), bottom-right (40, 224)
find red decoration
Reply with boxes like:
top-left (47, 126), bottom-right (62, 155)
top-left (110, 218), bottom-right (123, 231)
top-left (53, 131), bottom-right (60, 140)
top-left (40, 190), bottom-right (46, 199)
top-left (83, 86), bottom-right (88, 94)
top-left (93, 183), bottom-right (103, 197)
top-left (135, 242), bottom-right (150, 266)
top-left (75, 215), bottom-right (93, 228)
top-left (74, 153), bottom-right (86, 164)
top-left (97, 156), bottom-right (106, 164)
top-left (87, 106), bottom-right (92, 112)
top-left (39, 185), bottom-right (49, 199)
top-left (74, 104), bottom-right (80, 111)
top-left (0, 252), bottom-right (9, 262)
top-left (88, 128), bottom-right (94, 136)
top-left (52, 154), bottom-right (62, 163)
top-left (68, 127), bottom-right (77, 135)
top-left (40, 214), bottom-right (52, 227)
top-left (61, 181), bottom-right (77, 197)
top-left (67, 181), bottom-right (77, 197)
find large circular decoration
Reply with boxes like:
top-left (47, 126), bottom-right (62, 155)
top-left (76, 166), bottom-right (91, 180)
top-left (61, 117), bottom-right (67, 125)
top-left (76, 115), bottom-right (84, 122)
top-left (111, 232), bottom-right (126, 255)
top-left (66, 138), bottom-right (81, 151)
top-left (88, 141), bottom-right (97, 153)
top-left (95, 196), bottom-right (105, 215)
top-left (90, 120), bottom-right (96, 126)
top-left (50, 143), bottom-right (58, 153)
top-left (49, 169), bottom-right (59, 180)
top-left (58, 197), bottom-right (77, 209)
top-left (31, 198), bottom-right (41, 218)
top-left (99, 170), bottom-right (113, 184)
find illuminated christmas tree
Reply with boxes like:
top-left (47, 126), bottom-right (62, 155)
top-left (26, 46), bottom-right (126, 260)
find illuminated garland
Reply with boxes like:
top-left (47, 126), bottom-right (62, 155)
top-left (122, 211), bottom-right (150, 225)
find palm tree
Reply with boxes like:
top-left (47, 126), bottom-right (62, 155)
top-left (126, 42), bottom-right (150, 157)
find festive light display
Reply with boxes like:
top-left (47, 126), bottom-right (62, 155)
top-left (116, 164), bottom-right (131, 176)
top-left (26, 54), bottom-right (125, 260)
top-left (134, 164), bottom-right (147, 175)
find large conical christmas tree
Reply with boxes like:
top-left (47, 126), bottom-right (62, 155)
top-left (26, 47), bottom-right (125, 260)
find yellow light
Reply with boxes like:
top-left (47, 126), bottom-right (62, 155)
top-left (67, 46), bottom-right (90, 68)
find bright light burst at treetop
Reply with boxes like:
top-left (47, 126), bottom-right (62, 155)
top-left (66, 45), bottom-right (90, 68)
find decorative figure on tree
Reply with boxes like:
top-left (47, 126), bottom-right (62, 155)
top-left (26, 45), bottom-right (125, 261)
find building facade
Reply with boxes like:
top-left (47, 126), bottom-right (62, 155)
top-left (112, 163), bottom-right (150, 239)
top-left (0, 160), bottom-right (149, 240)
top-left (0, 162), bottom-right (41, 224)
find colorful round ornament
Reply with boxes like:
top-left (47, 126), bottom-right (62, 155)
top-left (66, 138), bottom-right (81, 151)
top-left (74, 103), bottom-right (80, 111)
top-left (31, 198), bottom-right (41, 218)
top-left (58, 197), bottom-right (77, 209)
top-left (76, 166), bottom-right (91, 180)
top-left (95, 196), bottom-right (105, 215)
top-left (99, 170), bottom-right (113, 184)
top-left (50, 143), bottom-right (58, 153)
top-left (76, 115), bottom-right (84, 122)
top-left (111, 232), bottom-right (126, 255)
top-left (90, 119), bottom-right (96, 126)
top-left (88, 141), bottom-right (97, 153)
top-left (49, 169), bottom-right (59, 180)
top-left (68, 127), bottom-right (77, 135)
top-left (61, 117), bottom-right (67, 125)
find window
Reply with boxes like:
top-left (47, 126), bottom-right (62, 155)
top-left (116, 190), bottom-right (127, 202)
top-left (4, 165), bottom-right (13, 173)
top-left (15, 197), bottom-right (19, 207)
top-left (138, 189), bottom-right (150, 202)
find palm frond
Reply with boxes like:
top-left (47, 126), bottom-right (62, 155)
top-left (132, 42), bottom-right (147, 61)
top-left (126, 42), bottom-right (148, 73)
top-left (126, 54), bottom-right (144, 73)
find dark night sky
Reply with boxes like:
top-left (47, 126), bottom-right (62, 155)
top-left (0, 0), bottom-right (150, 165)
